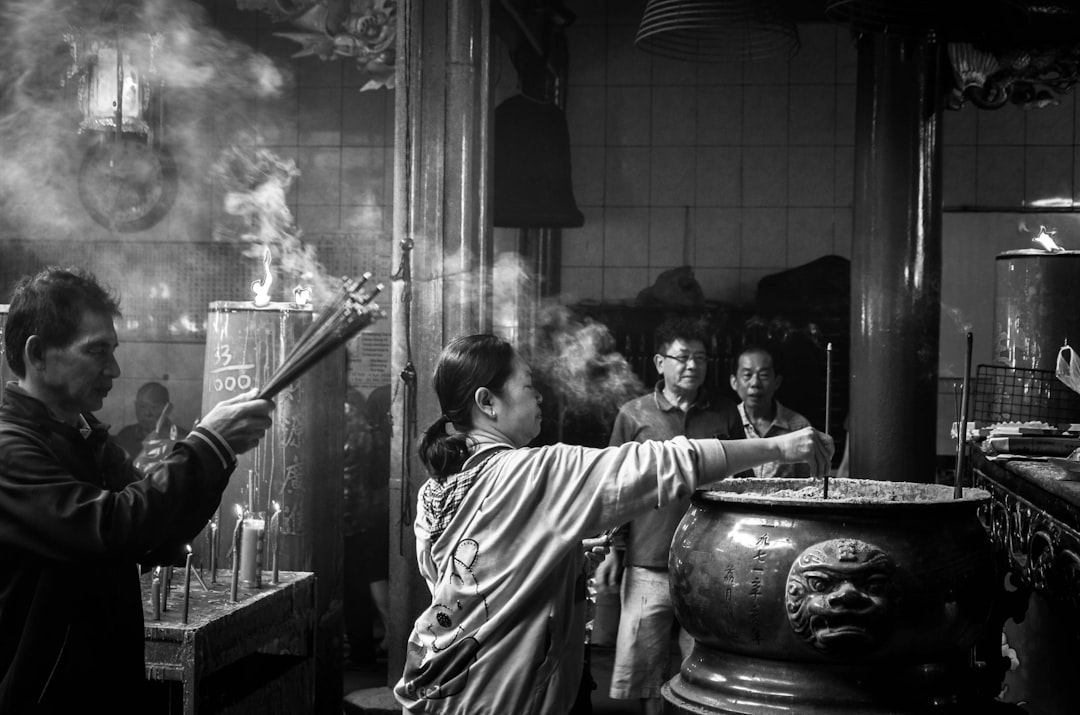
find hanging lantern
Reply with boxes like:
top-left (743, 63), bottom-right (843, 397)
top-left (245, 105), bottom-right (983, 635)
top-left (65, 25), bottom-right (178, 232)
top-left (634, 0), bottom-right (800, 63)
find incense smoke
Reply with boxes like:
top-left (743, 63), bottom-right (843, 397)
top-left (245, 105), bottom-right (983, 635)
top-left (0, 0), bottom-right (289, 238)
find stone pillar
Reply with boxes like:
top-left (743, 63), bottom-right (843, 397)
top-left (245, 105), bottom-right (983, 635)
top-left (849, 33), bottom-right (943, 483)
top-left (386, 0), bottom-right (494, 683)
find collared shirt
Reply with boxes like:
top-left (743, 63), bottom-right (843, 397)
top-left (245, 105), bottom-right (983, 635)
top-left (737, 400), bottom-right (812, 478)
top-left (607, 380), bottom-right (742, 568)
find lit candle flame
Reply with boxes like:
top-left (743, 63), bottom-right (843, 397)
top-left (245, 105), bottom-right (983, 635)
top-left (234, 503), bottom-right (244, 519)
top-left (251, 247), bottom-right (274, 306)
top-left (272, 500), bottom-right (280, 514)
top-left (293, 286), bottom-right (311, 307)
top-left (1032, 225), bottom-right (1064, 252)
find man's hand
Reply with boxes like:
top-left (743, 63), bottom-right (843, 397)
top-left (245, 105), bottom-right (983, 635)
top-left (592, 546), bottom-right (622, 588)
top-left (776, 426), bottom-right (834, 477)
top-left (198, 389), bottom-right (275, 456)
top-left (582, 534), bottom-right (613, 574)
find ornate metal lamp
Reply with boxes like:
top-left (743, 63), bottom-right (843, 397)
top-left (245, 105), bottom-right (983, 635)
top-left (634, 0), bottom-right (800, 63)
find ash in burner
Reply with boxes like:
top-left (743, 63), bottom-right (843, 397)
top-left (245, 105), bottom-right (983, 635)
top-left (703, 478), bottom-right (988, 504)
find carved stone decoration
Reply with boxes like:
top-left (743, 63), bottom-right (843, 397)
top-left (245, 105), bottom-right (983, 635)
top-left (785, 538), bottom-right (899, 656)
top-left (239, 0), bottom-right (396, 91)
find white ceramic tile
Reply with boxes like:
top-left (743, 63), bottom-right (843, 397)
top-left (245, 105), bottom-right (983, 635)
top-left (1024, 145), bottom-right (1074, 207)
top-left (603, 207), bottom-right (650, 266)
top-left (604, 147), bottom-right (650, 205)
top-left (651, 54), bottom-right (698, 87)
top-left (789, 85), bottom-right (836, 146)
top-left (943, 104), bottom-right (978, 146)
top-left (692, 267), bottom-right (742, 304)
top-left (739, 267), bottom-right (775, 304)
top-left (342, 90), bottom-right (387, 147)
top-left (648, 207), bottom-right (689, 266)
top-left (296, 203), bottom-right (341, 232)
top-left (697, 85), bottom-right (743, 146)
top-left (789, 147), bottom-right (835, 207)
top-left (835, 83), bottom-right (856, 146)
top-left (1025, 96), bottom-right (1076, 146)
top-left (787, 208), bottom-right (835, 267)
top-left (743, 55), bottom-right (789, 86)
top-left (603, 266), bottom-right (651, 302)
top-left (975, 146), bottom-right (1025, 207)
top-left (977, 104), bottom-right (1026, 145)
top-left (651, 86), bottom-right (697, 146)
top-left (834, 146), bottom-right (854, 208)
top-left (341, 147), bottom-right (385, 206)
top-left (298, 87), bottom-right (343, 146)
top-left (944, 146), bottom-right (977, 209)
top-left (562, 209), bottom-right (605, 267)
top-left (607, 23), bottom-right (652, 85)
top-left (605, 86), bottom-right (652, 146)
top-left (741, 208), bottom-right (788, 267)
top-left (742, 86), bottom-right (789, 146)
top-left (790, 25), bottom-right (837, 85)
top-left (567, 90), bottom-right (606, 146)
top-left (695, 147), bottom-right (742, 206)
top-left (296, 147), bottom-right (342, 205)
top-left (693, 208), bottom-right (742, 268)
top-left (696, 60), bottom-right (744, 85)
top-left (833, 207), bottom-right (853, 258)
top-left (650, 147), bottom-right (696, 206)
top-left (742, 147), bottom-right (789, 207)
top-left (572, 146), bottom-right (607, 206)
top-left (834, 29), bottom-right (858, 85)
top-left (568, 24), bottom-right (607, 86)
top-left (560, 266), bottom-right (605, 303)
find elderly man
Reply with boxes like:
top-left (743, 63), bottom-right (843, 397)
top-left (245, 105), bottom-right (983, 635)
top-left (730, 343), bottom-right (812, 478)
top-left (0, 266), bottom-right (275, 714)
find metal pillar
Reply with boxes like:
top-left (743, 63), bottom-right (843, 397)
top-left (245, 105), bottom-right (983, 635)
top-left (849, 32), bottom-right (943, 483)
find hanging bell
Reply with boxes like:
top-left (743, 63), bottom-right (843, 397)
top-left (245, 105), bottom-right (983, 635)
top-left (493, 94), bottom-right (584, 229)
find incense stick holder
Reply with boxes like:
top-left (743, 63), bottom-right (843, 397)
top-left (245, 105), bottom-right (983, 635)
top-left (664, 478), bottom-right (995, 714)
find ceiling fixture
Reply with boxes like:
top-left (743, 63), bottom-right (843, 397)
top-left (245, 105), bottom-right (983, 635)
top-left (634, 0), bottom-right (800, 63)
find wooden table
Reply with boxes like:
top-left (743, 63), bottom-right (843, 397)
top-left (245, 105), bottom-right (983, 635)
top-left (142, 569), bottom-right (316, 715)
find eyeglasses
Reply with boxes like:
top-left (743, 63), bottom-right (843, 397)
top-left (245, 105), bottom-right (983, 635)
top-left (661, 353), bottom-right (709, 365)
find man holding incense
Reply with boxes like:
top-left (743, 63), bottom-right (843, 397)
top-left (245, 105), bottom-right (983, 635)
top-left (0, 266), bottom-right (275, 714)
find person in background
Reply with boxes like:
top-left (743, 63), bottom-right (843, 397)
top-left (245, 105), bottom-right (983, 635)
top-left (730, 343), bottom-right (813, 478)
top-left (114, 381), bottom-right (182, 464)
top-left (596, 316), bottom-right (744, 715)
top-left (0, 266), bottom-right (275, 714)
top-left (393, 333), bottom-right (832, 715)
top-left (342, 384), bottom-right (391, 666)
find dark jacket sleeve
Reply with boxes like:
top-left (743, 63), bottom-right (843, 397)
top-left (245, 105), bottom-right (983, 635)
top-left (0, 422), bottom-right (236, 564)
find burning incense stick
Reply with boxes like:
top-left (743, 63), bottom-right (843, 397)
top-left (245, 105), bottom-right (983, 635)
top-left (255, 274), bottom-right (383, 401)
top-left (954, 332), bottom-right (974, 499)
top-left (823, 343), bottom-right (833, 499)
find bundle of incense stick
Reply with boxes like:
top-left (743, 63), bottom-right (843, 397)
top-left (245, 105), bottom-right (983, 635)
top-left (255, 273), bottom-right (384, 400)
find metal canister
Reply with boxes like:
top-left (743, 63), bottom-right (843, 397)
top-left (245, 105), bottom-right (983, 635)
top-left (199, 300), bottom-right (346, 697)
top-left (994, 250), bottom-right (1080, 370)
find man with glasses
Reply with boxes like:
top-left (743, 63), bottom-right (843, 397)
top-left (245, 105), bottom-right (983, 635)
top-left (730, 343), bottom-right (812, 478)
top-left (596, 316), bottom-right (742, 715)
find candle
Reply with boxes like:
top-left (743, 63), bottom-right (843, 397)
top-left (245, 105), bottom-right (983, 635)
top-left (151, 567), bottom-right (161, 621)
top-left (231, 504), bottom-right (243, 602)
top-left (247, 469), bottom-right (256, 515)
top-left (270, 501), bottom-right (281, 584)
top-left (207, 516), bottom-right (218, 584)
top-left (239, 515), bottom-right (266, 588)
top-left (182, 546), bottom-right (193, 624)
top-left (162, 565), bottom-right (171, 612)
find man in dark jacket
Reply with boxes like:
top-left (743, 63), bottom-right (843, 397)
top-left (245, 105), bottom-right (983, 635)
top-left (0, 266), bottom-right (275, 714)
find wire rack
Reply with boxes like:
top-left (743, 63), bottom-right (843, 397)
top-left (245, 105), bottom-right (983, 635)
top-left (971, 364), bottom-right (1080, 425)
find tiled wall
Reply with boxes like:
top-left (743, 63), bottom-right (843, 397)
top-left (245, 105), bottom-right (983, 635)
top-left (560, 1), bottom-right (1080, 313)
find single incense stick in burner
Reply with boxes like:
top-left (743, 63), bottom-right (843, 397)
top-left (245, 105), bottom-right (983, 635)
top-left (954, 332), bottom-right (974, 499)
top-left (823, 342), bottom-right (833, 499)
top-left (255, 274), bottom-right (384, 401)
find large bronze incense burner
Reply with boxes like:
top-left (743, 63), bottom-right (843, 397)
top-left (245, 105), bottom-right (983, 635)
top-left (663, 478), bottom-right (996, 714)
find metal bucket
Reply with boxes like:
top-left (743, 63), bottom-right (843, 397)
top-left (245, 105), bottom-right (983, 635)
top-left (664, 478), bottom-right (995, 714)
top-left (199, 300), bottom-right (346, 703)
top-left (994, 250), bottom-right (1080, 371)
